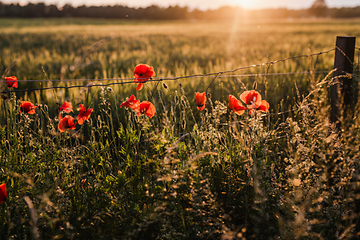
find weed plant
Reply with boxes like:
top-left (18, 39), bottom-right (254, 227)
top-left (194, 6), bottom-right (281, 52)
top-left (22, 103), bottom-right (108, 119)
top-left (0, 19), bottom-right (360, 239)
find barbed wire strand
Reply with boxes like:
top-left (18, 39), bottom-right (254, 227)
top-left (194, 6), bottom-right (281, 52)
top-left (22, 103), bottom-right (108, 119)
top-left (4, 48), bottom-right (335, 86)
top-left (4, 70), bottom-right (333, 83)
top-left (2, 48), bottom-right (337, 94)
top-left (335, 46), bottom-right (355, 66)
top-left (2, 71), bottom-right (334, 94)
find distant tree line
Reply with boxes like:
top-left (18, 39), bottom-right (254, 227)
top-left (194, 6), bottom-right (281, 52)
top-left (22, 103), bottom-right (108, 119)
top-left (0, 1), bottom-right (359, 19)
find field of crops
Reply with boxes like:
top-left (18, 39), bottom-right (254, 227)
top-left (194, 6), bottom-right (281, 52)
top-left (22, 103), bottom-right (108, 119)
top-left (1, 18), bottom-right (360, 239)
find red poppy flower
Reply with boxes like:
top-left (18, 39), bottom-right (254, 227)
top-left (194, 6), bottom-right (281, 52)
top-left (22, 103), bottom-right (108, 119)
top-left (59, 115), bottom-right (77, 132)
top-left (120, 95), bottom-right (140, 110)
top-left (137, 101), bottom-right (156, 118)
top-left (0, 183), bottom-right (6, 204)
top-left (134, 64), bottom-right (155, 91)
top-left (77, 104), bottom-right (93, 125)
top-left (195, 92), bottom-right (206, 111)
top-left (5, 76), bottom-right (18, 88)
top-left (240, 90), bottom-right (269, 115)
top-left (228, 95), bottom-right (247, 116)
top-left (60, 100), bottom-right (73, 113)
top-left (256, 100), bottom-right (270, 113)
top-left (19, 101), bottom-right (37, 114)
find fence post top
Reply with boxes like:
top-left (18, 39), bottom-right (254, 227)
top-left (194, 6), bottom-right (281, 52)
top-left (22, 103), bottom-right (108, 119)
top-left (336, 36), bottom-right (356, 39)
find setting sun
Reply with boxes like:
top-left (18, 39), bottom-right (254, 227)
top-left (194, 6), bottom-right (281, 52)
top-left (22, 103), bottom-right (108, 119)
top-left (234, 0), bottom-right (256, 9)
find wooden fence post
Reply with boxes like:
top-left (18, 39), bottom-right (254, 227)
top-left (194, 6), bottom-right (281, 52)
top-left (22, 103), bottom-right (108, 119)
top-left (327, 36), bottom-right (356, 239)
top-left (330, 36), bottom-right (356, 125)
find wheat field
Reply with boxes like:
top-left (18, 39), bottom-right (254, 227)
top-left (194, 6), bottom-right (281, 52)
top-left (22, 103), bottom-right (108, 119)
top-left (0, 18), bottom-right (360, 239)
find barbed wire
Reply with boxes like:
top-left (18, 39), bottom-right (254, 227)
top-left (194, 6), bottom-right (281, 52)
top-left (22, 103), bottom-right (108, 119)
top-left (2, 71), bottom-right (333, 94)
top-left (5, 71), bottom-right (333, 83)
top-left (2, 48), bottom-right (336, 94)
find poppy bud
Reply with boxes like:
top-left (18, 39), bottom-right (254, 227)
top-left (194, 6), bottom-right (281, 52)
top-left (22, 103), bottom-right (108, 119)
top-left (181, 99), bottom-right (186, 107)
top-left (5, 140), bottom-right (10, 151)
top-left (253, 81), bottom-right (257, 90)
top-left (174, 95), bottom-right (179, 105)
top-left (182, 119), bottom-right (186, 129)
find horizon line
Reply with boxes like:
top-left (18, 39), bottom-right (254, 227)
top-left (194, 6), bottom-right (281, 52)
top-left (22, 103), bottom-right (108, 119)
top-left (2, 1), bottom-right (360, 11)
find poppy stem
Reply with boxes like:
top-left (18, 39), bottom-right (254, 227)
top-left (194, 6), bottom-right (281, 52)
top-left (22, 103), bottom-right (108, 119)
top-left (149, 78), bottom-right (162, 100)
top-left (205, 72), bottom-right (222, 95)
top-left (3, 100), bottom-right (7, 127)
top-left (1, 60), bottom-right (17, 79)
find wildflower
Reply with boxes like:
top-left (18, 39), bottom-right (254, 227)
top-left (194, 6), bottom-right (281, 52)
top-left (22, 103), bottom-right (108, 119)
top-left (195, 92), bottom-right (206, 111)
top-left (5, 76), bottom-right (18, 88)
top-left (19, 101), bottom-right (37, 114)
top-left (77, 104), bottom-right (93, 125)
top-left (228, 95), bottom-right (247, 116)
top-left (59, 115), bottom-right (77, 132)
top-left (134, 64), bottom-right (155, 91)
top-left (60, 100), bottom-right (73, 113)
top-left (0, 183), bottom-right (6, 204)
top-left (240, 90), bottom-right (269, 115)
top-left (137, 101), bottom-right (156, 118)
top-left (120, 95), bottom-right (140, 110)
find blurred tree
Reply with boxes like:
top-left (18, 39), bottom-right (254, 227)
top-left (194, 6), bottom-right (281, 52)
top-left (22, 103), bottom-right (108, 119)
top-left (311, 0), bottom-right (327, 8)
top-left (309, 0), bottom-right (328, 17)
top-left (0, 0), bottom-right (360, 19)
top-left (44, 4), bottom-right (60, 17)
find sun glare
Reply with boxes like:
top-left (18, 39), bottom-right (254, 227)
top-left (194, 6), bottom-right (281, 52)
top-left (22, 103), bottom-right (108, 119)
top-left (235, 0), bottom-right (254, 9)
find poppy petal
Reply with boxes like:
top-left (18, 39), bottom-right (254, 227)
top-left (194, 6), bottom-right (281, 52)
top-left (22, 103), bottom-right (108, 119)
top-left (136, 83), bottom-right (144, 91)
top-left (257, 100), bottom-right (270, 113)
top-left (195, 92), bottom-right (206, 111)
top-left (229, 95), bottom-right (247, 116)
top-left (59, 115), bottom-right (77, 132)
top-left (60, 101), bottom-right (73, 113)
top-left (120, 95), bottom-right (140, 110)
top-left (139, 101), bottom-right (156, 118)
top-left (0, 183), bottom-right (7, 204)
top-left (240, 90), bottom-right (262, 108)
top-left (5, 76), bottom-right (18, 88)
top-left (19, 101), bottom-right (37, 114)
top-left (77, 104), bottom-right (93, 125)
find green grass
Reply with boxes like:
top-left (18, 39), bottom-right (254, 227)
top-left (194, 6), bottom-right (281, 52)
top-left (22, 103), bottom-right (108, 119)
top-left (0, 18), bottom-right (360, 239)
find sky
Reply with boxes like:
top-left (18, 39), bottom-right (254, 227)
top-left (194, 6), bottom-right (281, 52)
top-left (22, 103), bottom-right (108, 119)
top-left (2, 0), bottom-right (360, 10)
